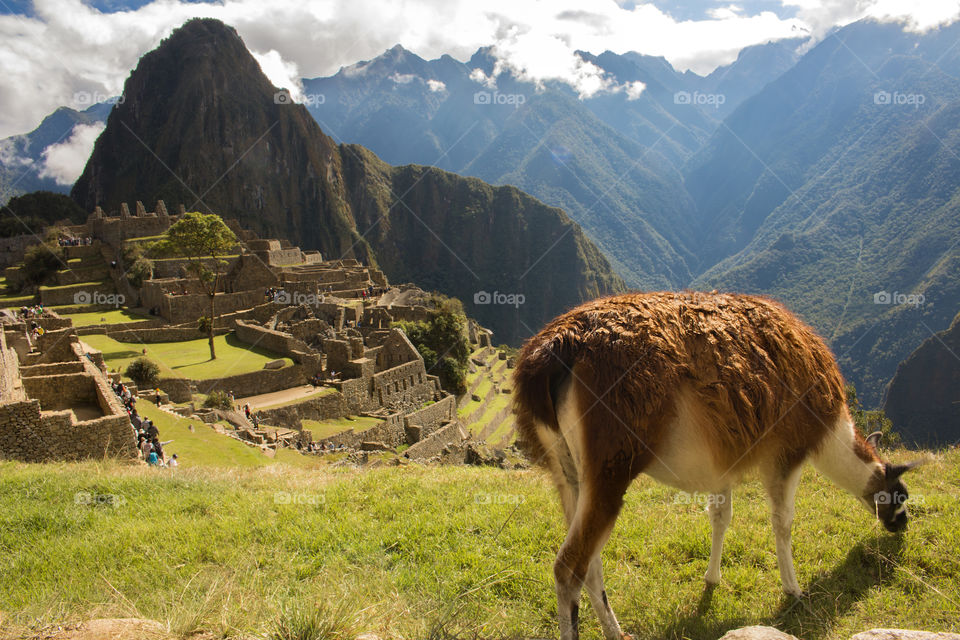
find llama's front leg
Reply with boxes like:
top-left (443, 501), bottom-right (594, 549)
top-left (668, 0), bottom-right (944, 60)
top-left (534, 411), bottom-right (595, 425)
top-left (704, 487), bottom-right (732, 585)
top-left (763, 465), bottom-right (804, 597)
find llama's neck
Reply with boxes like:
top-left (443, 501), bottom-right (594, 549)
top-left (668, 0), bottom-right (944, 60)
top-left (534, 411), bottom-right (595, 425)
top-left (811, 417), bottom-right (883, 497)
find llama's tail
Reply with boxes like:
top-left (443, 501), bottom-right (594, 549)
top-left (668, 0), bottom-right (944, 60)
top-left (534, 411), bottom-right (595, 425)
top-left (512, 326), bottom-right (581, 465)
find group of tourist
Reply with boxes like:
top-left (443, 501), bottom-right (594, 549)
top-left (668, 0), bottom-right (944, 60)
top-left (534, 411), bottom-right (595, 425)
top-left (240, 402), bottom-right (261, 428)
top-left (110, 379), bottom-right (178, 468)
top-left (264, 287), bottom-right (284, 302)
top-left (298, 440), bottom-right (347, 453)
top-left (18, 305), bottom-right (46, 319)
top-left (58, 236), bottom-right (93, 247)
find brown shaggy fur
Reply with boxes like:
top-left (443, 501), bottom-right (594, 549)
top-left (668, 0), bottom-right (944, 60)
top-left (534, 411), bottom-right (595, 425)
top-left (514, 291), bottom-right (872, 480)
top-left (514, 292), bottom-right (909, 640)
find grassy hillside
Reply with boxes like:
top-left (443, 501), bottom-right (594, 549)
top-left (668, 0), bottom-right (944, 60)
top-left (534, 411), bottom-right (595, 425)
top-left (1, 448), bottom-right (957, 639)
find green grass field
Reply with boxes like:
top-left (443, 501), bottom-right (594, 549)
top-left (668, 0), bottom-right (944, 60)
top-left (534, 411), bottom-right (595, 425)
top-left (300, 415), bottom-right (384, 438)
top-left (80, 332), bottom-right (293, 380)
top-left (0, 448), bottom-right (957, 640)
top-left (59, 307), bottom-right (153, 327)
top-left (131, 400), bottom-right (320, 469)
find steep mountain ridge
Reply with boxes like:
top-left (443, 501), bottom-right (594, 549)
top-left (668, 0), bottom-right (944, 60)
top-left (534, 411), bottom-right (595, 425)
top-left (71, 18), bottom-right (623, 344)
top-left (0, 103), bottom-right (111, 203)
top-left (687, 19), bottom-right (960, 404)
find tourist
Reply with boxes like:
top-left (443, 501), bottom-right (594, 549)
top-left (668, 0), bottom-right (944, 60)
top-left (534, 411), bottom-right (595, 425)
top-left (140, 437), bottom-right (151, 459)
top-left (155, 388), bottom-right (162, 406)
top-left (147, 448), bottom-right (159, 466)
top-left (168, 454), bottom-right (179, 468)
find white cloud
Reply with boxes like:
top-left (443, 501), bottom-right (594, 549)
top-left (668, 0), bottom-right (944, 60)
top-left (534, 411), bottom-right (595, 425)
top-left (469, 68), bottom-right (497, 89)
top-left (427, 79), bottom-right (446, 92)
top-left (0, 0), bottom-right (956, 138)
top-left (38, 121), bottom-right (105, 185)
top-left (390, 72), bottom-right (417, 84)
top-left (252, 49), bottom-right (304, 103)
top-left (624, 80), bottom-right (646, 100)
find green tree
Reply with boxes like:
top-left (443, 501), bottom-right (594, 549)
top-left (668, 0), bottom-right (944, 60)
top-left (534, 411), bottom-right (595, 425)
top-left (20, 227), bottom-right (66, 290)
top-left (125, 357), bottom-right (160, 388)
top-left (153, 212), bottom-right (237, 360)
top-left (846, 384), bottom-right (901, 447)
top-left (395, 293), bottom-right (470, 395)
top-left (1, 191), bottom-right (86, 238)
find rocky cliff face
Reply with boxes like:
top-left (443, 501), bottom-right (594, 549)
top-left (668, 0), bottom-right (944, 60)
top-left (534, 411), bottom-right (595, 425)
top-left (883, 312), bottom-right (960, 447)
top-left (71, 18), bottom-right (623, 344)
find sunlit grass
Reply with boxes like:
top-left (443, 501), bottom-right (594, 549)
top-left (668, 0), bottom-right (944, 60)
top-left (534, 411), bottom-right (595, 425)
top-left (0, 448), bottom-right (956, 639)
top-left (80, 332), bottom-right (292, 380)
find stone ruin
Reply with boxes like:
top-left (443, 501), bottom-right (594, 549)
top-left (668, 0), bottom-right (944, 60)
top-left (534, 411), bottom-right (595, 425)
top-left (0, 199), bottom-right (494, 464)
top-left (0, 315), bottom-right (137, 462)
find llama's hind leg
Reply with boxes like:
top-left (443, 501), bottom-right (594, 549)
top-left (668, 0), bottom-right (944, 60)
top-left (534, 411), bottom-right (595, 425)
top-left (704, 487), bottom-right (732, 585)
top-left (761, 463), bottom-right (804, 597)
top-left (555, 480), bottom-right (630, 640)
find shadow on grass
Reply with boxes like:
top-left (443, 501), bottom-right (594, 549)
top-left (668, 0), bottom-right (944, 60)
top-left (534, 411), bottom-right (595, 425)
top-left (772, 533), bottom-right (904, 640)
top-left (99, 348), bottom-right (143, 360)
top-left (630, 533), bottom-right (903, 640)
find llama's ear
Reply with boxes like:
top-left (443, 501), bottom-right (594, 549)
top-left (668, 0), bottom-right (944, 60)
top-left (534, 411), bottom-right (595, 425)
top-left (885, 458), bottom-right (928, 481)
top-left (866, 431), bottom-right (883, 451)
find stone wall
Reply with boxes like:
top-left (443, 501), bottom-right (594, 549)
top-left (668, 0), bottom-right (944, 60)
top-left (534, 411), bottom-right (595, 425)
top-left (0, 331), bottom-right (137, 462)
top-left (403, 395), bottom-right (456, 442)
top-left (0, 330), bottom-right (25, 402)
top-left (20, 361), bottom-right (85, 377)
top-left (151, 256), bottom-right (240, 280)
top-left (39, 282), bottom-right (116, 306)
top-left (191, 364), bottom-right (306, 398)
top-left (258, 248), bottom-right (302, 266)
top-left (86, 326), bottom-right (228, 343)
top-left (87, 213), bottom-right (174, 247)
top-left (0, 235), bottom-right (35, 269)
top-left (234, 320), bottom-right (310, 360)
top-left (319, 414), bottom-right (405, 449)
top-left (31, 328), bottom-right (79, 363)
top-left (403, 421), bottom-right (469, 461)
top-left (158, 289), bottom-right (264, 324)
top-left (225, 254), bottom-right (279, 292)
top-left (374, 329), bottom-right (420, 372)
top-left (256, 388), bottom-right (351, 428)
top-left (372, 360), bottom-right (435, 407)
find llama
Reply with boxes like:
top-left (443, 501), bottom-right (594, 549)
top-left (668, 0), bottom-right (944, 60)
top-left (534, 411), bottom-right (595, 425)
top-left (513, 291), bottom-right (921, 640)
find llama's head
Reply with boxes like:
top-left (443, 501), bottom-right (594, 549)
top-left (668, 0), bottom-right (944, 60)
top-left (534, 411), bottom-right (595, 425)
top-left (862, 432), bottom-right (923, 533)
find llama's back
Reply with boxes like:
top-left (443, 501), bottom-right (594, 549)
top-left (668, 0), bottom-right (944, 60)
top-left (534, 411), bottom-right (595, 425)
top-left (513, 292), bottom-right (848, 471)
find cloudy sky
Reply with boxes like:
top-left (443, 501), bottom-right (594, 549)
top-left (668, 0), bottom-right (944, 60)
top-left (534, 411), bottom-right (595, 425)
top-left (1, 0), bottom-right (958, 142)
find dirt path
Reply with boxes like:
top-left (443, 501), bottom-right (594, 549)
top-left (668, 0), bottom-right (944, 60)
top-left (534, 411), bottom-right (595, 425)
top-left (236, 384), bottom-right (331, 409)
